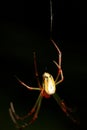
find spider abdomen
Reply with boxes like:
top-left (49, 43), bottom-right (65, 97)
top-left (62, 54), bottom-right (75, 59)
top-left (42, 72), bottom-right (56, 95)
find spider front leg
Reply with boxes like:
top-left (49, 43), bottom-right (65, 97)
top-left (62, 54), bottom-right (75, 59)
top-left (53, 60), bottom-right (64, 85)
top-left (51, 39), bottom-right (61, 67)
top-left (51, 39), bottom-right (63, 83)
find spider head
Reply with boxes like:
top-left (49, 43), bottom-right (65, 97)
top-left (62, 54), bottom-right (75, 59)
top-left (42, 72), bottom-right (56, 95)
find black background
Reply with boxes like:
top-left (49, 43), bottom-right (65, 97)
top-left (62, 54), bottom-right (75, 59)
top-left (0, 0), bottom-right (86, 129)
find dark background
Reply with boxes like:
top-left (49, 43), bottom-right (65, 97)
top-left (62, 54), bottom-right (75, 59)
top-left (0, 0), bottom-right (86, 129)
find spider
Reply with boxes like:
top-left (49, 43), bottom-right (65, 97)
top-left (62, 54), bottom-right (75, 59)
top-left (9, 39), bottom-right (78, 129)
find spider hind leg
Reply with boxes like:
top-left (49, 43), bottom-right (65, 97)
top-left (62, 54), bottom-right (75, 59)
top-left (9, 102), bottom-right (28, 129)
top-left (53, 93), bottom-right (79, 124)
top-left (9, 93), bottom-right (43, 128)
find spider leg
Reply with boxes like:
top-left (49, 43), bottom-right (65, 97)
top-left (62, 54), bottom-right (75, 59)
top-left (29, 93), bottom-right (43, 124)
top-left (51, 39), bottom-right (62, 82)
top-left (9, 102), bottom-right (28, 129)
top-left (9, 103), bottom-right (19, 128)
top-left (51, 39), bottom-right (61, 67)
top-left (53, 61), bottom-right (64, 85)
top-left (28, 92), bottom-right (42, 117)
top-left (53, 93), bottom-right (79, 124)
top-left (33, 52), bottom-right (42, 89)
top-left (53, 93), bottom-right (69, 114)
top-left (9, 92), bottom-right (43, 128)
top-left (15, 76), bottom-right (41, 91)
